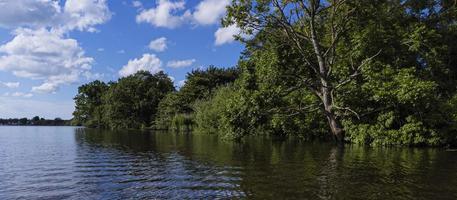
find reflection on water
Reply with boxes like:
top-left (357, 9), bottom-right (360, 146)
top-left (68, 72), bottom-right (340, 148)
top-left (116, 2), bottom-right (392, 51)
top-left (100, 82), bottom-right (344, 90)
top-left (0, 127), bottom-right (457, 199)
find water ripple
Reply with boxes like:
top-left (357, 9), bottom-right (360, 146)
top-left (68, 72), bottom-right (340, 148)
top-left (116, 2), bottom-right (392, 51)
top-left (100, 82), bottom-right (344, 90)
top-left (1, 127), bottom-right (457, 199)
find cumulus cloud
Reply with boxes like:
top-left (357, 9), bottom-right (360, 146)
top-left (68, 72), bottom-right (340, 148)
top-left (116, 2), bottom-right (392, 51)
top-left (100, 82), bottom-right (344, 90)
top-left (215, 24), bottom-right (241, 46)
top-left (148, 37), bottom-right (167, 52)
top-left (0, 0), bottom-right (61, 28)
top-left (0, 28), bottom-right (93, 93)
top-left (0, 0), bottom-right (112, 94)
top-left (62, 0), bottom-right (112, 32)
top-left (136, 0), bottom-right (191, 28)
top-left (167, 59), bottom-right (196, 68)
top-left (31, 72), bottom-right (81, 93)
top-left (0, 0), bottom-right (111, 32)
top-left (119, 54), bottom-right (163, 77)
top-left (136, 0), bottom-right (231, 28)
top-left (1, 82), bottom-right (20, 89)
top-left (135, 0), bottom-right (240, 46)
top-left (193, 0), bottom-right (230, 25)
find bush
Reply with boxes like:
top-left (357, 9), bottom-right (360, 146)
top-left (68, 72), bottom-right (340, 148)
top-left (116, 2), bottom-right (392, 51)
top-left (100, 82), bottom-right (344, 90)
top-left (193, 86), bottom-right (241, 138)
top-left (170, 114), bottom-right (194, 132)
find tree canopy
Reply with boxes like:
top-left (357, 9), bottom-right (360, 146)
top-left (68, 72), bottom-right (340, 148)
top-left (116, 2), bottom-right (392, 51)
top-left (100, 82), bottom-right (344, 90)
top-left (154, 66), bottom-right (239, 130)
top-left (73, 0), bottom-right (457, 146)
top-left (202, 0), bottom-right (457, 145)
top-left (73, 71), bottom-right (174, 129)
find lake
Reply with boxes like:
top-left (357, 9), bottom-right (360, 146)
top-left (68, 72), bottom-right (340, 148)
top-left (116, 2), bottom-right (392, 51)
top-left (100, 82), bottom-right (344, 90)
top-left (0, 126), bottom-right (456, 199)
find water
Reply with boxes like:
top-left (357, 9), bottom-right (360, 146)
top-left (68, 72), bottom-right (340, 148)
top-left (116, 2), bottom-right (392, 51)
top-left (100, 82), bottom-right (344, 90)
top-left (0, 127), bottom-right (456, 199)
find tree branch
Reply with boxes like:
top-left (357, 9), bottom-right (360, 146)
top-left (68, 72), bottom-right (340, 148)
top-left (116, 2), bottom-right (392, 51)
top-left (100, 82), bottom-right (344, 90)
top-left (333, 50), bottom-right (382, 90)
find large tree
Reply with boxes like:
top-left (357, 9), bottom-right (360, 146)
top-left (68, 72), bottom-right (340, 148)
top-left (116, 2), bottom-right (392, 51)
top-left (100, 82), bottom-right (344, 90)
top-left (224, 0), bottom-right (457, 144)
top-left (224, 0), bottom-right (383, 144)
top-left (73, 80), bottom-right (108, 127)
top-left (103, 71), bottom-right (175, 129)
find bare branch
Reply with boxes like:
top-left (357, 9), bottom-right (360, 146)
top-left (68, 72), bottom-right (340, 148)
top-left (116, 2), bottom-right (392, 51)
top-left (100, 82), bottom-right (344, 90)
top-left (333, 105), bottom-right (360, 119)
top-left (329, 86), bottom-right (360, 119)
top-left (334, 50), bottom-right (382, 90)
top-left (271, 0), bottom-right (320, 75)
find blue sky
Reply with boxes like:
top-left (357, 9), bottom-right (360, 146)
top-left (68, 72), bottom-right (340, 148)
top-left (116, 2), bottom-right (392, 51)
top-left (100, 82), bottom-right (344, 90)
top-left (0, 0), bottom-right (243, 119)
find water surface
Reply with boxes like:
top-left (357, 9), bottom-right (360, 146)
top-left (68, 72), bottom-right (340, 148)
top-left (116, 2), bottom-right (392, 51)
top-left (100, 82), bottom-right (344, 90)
top-left (0, 127), bottom-right (456, 199)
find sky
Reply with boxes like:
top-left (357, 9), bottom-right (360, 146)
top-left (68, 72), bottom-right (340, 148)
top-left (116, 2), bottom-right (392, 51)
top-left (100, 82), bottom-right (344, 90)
top-left (0, 0), bottom-right (244, 119)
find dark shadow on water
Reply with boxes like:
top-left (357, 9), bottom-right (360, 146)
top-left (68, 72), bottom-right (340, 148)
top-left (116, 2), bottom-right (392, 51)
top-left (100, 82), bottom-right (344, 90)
top-left (72, 128), bottom-right (457, 199)
top-left (1, 127), bottom-right (456, 199)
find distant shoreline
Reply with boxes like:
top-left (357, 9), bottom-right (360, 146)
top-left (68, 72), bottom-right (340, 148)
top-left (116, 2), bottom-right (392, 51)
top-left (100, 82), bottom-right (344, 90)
top-left (0, 125), bottom-right (74, 127)
top-left (0, 117), bottom-right (71, 126)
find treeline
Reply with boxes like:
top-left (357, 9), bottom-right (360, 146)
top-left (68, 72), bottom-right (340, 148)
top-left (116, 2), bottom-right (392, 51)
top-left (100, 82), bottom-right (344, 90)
top-left (72, 67), bottom-right (238, 130)
top-left (0, 116), bottom-right (70, 126)
top-left (74, 0), bottom-right (457, 146)
top-left (72, 71), bottom-right (175, 129)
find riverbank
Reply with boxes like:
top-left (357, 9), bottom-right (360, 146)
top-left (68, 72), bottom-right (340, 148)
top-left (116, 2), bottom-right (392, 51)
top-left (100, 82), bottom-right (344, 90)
top-left (0, 118), bottom-right (71, 126)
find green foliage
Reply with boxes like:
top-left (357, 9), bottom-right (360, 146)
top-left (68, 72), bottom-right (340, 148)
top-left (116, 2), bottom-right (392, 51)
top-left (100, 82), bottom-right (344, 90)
top-left (72, 0), bottom-right (457, 146)
top-left (343, 115), bottom-right (441, 146)
top-left (73, 71), bottom-right (174, 130)
top-left (194, 59), bottom-right (328, 140)
top-left (0, 117), bottom-right (70, 126)
top-left (155, 66), bottom-right (239, 131)
top-left (178, 66), bottom-right (239, 113)
top-left (72, 80), bottom-right (108, 128)
top-left (170, 114), bottom-right (194, 132)
top-left (198, 0), bottom-right (457, 146)
top-left (154, 92), bottom-right (181, 130)
top-left (193, 85), bottom-right (250, 139)
top-left (103, 71), bottom-right (174, 129)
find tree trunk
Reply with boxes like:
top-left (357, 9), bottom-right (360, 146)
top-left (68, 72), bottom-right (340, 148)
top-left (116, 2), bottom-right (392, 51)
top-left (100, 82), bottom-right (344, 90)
top-left (327, 113), bottom-right (345, 145)
top-left (321, 83), bottom-right (345, 145)
top-left (308, 6), bottom-right (345, 146)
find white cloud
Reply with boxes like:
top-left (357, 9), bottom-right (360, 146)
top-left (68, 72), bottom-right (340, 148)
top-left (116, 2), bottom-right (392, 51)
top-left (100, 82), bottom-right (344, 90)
top-left (32, 83), bottom-right (57, 93)
top-left (148, 37), bottom-right (167, 52)
top-left (0, 28), bottom-right (93, 93)
top-left (83, 71), bottom-right (105, 80)
top-left (119, 54), bottom-right (163, 77)
top-left (3, 92), bottom-right (33, 98)
top-left (215, 24), bottom-right (240, 46)
top-left (167, 59), bottom-right (196, 68)
top-left (61, 0), bottom-right (112, 32)
top-left (97, 48), bottom-right (105, 51)
top-left (168, 76), bottom-right (175, 82)
top-left (193, 0), bottom-right (230, 25)
top-left (0, 0), bottom-right (112, 32)
top-left (117, 49), bottom-right (126, 54)
top-left (0, 0), bottom-right (112, 94)
top-left (136, 0), bottom-right (191, 28)
top-left (177, 79), bottom-right (186, 88)
top-left (132, 1), bottom-right (142, 8)
top-left (0, 0), bottom-right (61, 29)
top-left (10, 92), bottom-right (34, 98)
top-left (1, 82), bottom-right (20, 89)
top-left (136, 0), bottom-right (231, 28)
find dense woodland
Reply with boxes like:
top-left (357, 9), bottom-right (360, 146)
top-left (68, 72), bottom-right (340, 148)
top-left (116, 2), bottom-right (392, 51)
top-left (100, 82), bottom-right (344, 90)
top-left (0, 116), bottom-right (70, 126)
top-left (73, 0), bottom-right (457, 146)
